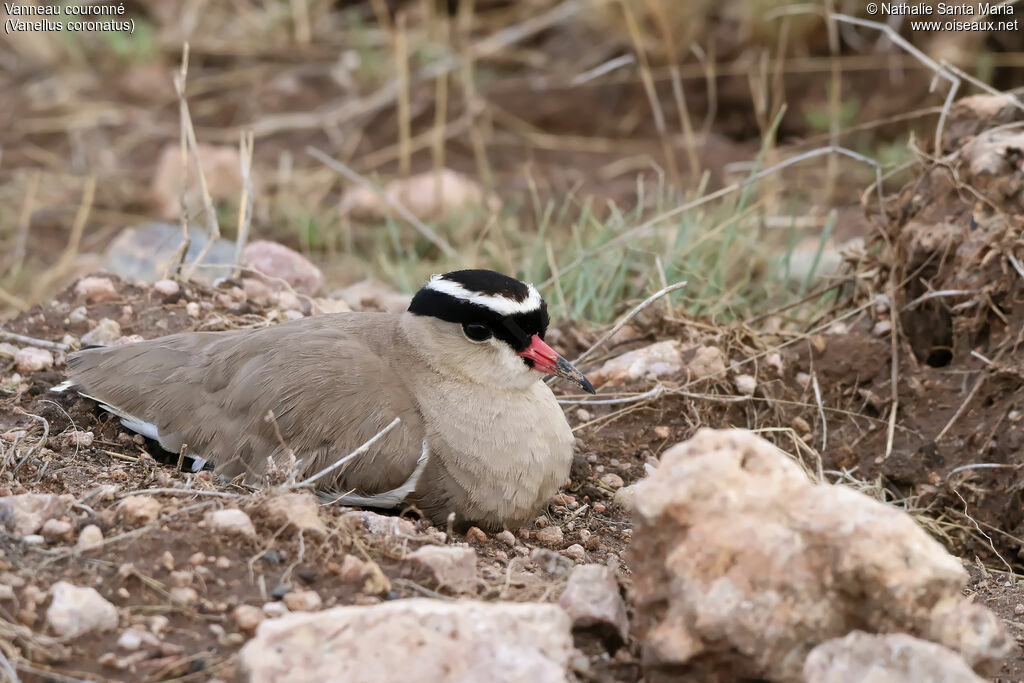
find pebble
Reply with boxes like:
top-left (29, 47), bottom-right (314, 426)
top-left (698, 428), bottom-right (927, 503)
top-left (46, 581), bottom-right (119, 638)
top-left (205, 508), bottom-right (256, 539)
top-left (68, 307), bottom-right (88, 324)
top-left (117, 629), bottom-right (144, 651)
top-left (41, 519), bottom-right (73, 543)
top-left (872, 319), bottom-right (892, 337)
top-left (600, 473), bottom-right (625, 489)
top-left (215, 556), bottom-right (232, 569)
top-left (575, 408), bottom-right (592, 422)
top-left (117, 496), bottom-right (163, 527)
top-left (67, 430), bottom-right (95, 448)
top-left (188, 552), bottom-right (206, 566)
top-left (792, 416), bottom-right (812, 434)
top-left (186, 302), bottom-right (201, 318)
top-left (733, 374), bottom-right (757, 396)
top-left (653, 426), bottom-right (670, 439)
top-left (1015, 603), bottom-right (1024, 616)
top-left (22, 534), bottom-right (45, 545)
top-left (81, 318), bottom-right (122, 347)
top-left (153, 280), bottom-right (180, 297)
top-left (282, 590), bottom-right (322, 612)
top-left (170, 587), bottom-right (198, 604)
top-left (234, 604), bottom-right (264, 632)
top-left (14, 347), bottom-right (54, 374)
top-left (593, 503), bottom-right (607, 513)
top-left (534, 526), bottom-right (564, 547)
top-left (495, 530), bottom-right (516, 547)
top-left (562, 544), bottom-right (587, 563)
top-left (550, 493), bottom-right (576, 506)
top-left (465, 526), bottom-right (487, 543)
top-left (74, 276), bottom-right (119, 303)
top-left (263, 602), bottom-right (289, 618)
top-left (76, 525), bottom-right (103, 550)
top-left (0, 585), bottom-right (13, 601)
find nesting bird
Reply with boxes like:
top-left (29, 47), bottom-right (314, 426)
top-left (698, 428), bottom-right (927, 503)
top-left (60, 270), bottom-right (594, 530)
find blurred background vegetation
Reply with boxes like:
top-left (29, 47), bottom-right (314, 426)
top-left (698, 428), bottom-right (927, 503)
top-left (1, 0), bottom-right (1021, 323)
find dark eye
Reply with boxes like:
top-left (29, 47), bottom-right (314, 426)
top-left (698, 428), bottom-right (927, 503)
top-left (462, 323), bottom-right (492, 342)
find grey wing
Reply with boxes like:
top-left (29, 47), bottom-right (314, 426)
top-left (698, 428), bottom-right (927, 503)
top-left (66, 317), bottom-right (427, 499)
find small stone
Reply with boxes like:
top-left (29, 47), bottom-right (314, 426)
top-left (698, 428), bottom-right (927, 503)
top-left (592, 503), bottom-right (607, 513)
top-left (562, 544), bottom-right (587, 563)
top-left (575, 408), bottom-right (592, 422)
top-left (335, 555), bottom-right (370, 584)
top-left (14, 347), bottom-right (54, 374)
top-left (559, 564), bottom-right (629, 643)
top-left (0, 585), bottom-right (13, 601)
top-left (169, 571), bottom-right (192, 588)
top-left (186, 301), bottom-right (201, 318)
top-left (66, 430), bottom-right (95, 448)
top-left (600, 473), bottom-right (625, 489)
top-left (796, 372), bottom-right (811, 390)
top-left (46, 581), bottom-right (119, 638)
top-left (0, 493), bottom-right (69, 536)
top-left (74, 276), bottom-right (119, 303)
top-left (41, 519), bottom-right (73, 543)
top-left (205, 508), bottom-right (256, 539)
top-left (215, 556), bottom-right (232, 569)
top-left (653, 426), bottom-right (671, 439)
top-left (406, 546), bottom-right (478, 593)
top-left (873, 319), bottom-right (893, 337)
top-left (465, 526), bottom-right (487, 543)
top-left (283, 590), bottom-right (322, 612)
top-left (550, 493), bottom-right (576, 506)
top-left (153, 279), bottom-right (180, 297)
top-left (792, 416), bottom-right (812, 434)
top-left (234, 605), bottom-right (264, 632)
top-left (76, 524), bottom-right (103, 550)
top-left (81, 318), bottom-right (122, 347)
top-left (188, 552), bottom-right (206, 566)
top-left (263, 602), bottom-right (289, 618)
top-left (22, 534), bottom-right (45, 545)
top-left (117, 629), bottom-right (144, 651)
top-left (259, 492), bottom-right (327, 537)
top-left (341, 510), bottom-right (418, 537)
top-left (1015, 603), bottom-right (1024, 616)
top-left (534, 525), bottom-right (564, 547)
top-left (170, 587), bottom-right (198, 604)
top-left (68, 306), bottom-right (89, 324)
top-left (244, 241), bottom-right (324, 295)
top-left (0, 343), bottom-right (18, 358)
top-left (117, 496), bottom-right (162, 527)
top-left (590, 340), bottom-right (684, 387)
top-left (495, 530), bottom-right (516, 547)
top-left (733, 374), bottom-right (757, 396)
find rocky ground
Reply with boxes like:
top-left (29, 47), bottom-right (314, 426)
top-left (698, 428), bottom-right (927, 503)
top-left (3, 93), bottom-right (1024, 682)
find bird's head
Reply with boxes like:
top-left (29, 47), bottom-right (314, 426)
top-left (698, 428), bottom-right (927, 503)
top-left (407, 269), bottom-right (595, 394)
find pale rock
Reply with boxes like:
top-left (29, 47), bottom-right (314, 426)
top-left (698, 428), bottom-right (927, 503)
top-left (283, 590), bottom-right (322, 612)
top-left (170, 586), bottom-right (199, 604)
top-left (685, 345), bottom-right (727, 381)
top-left (14, 347), bottom-right (54, 374)
top-left (465, 526), bottom-right (488, 543)
top-left (117, 496), bottom-right (162, 527)
top-left (339, 168), bottom-right (499, 222)
top-left (0, 585), bottom-right (14, 601)
top-left (342, 510), bottom-right (417, 537)
top-left (263, 602), bottom-right (289, 618)
top-left (117, 629), bottom-right (145, 651)
top-left (243, 241), bottom-right (323, 295)
top-left (600, 473), bottom-right (624, 489)
top-left (873, 319), bottom-right (893, 337)
top-left (335, 555), bottom-right (371, 584)
top-left (234, 604), bottom-right (265, 632)
top-left (260, 492), bottom-right (327, 537)
top-left (559, 564), bottom-right (628, 643)
top-left (186, 302), bottom-right (201, 318)
top-left (152, 143), bottom-right (243, 220)
top-left (46, 581), bottom-right (119, 638)
top-left (765, 353), bottom-right (784, 374)
top-left (205, 508), bottom-right (256, 539)
top-left (629, 429), bottom-right (1011, 682)
top-left (242, 277), bottom-right (273, 304)
top-left (0, 343), bottom-right (17, 358)
top-left (74, 276), bottom-right (119, 303)
top-left (561, 544), bottom-right (586, 563)
top-left (153, 279), bottom-right (180, 297)
top-left (802, 631), bottom-right (984, 683)
top-left (0, 494), bottom-right (68, 536)
top-left (274, 290), bottom-right (303, 311)
top-left (76, 524), bottom-right (104, 550)
top-left (733, 374), bottom-right (757, 396)
top-left (311, 297), bottom-right (352, 315)
top-left (41, 518), bottom-right (73, 543)
top-left (534, 525), bottom-right (564, 547)
top-left (407, 545), bottom-right (478, 593)
top-left (589, 340), bottom-right (684, 387)
top-left (653, 425), bottom-right (671, 439)
top-left (613, 484), bottom-right (641, 512)
top-left (796, 372), bottom-right (811, 390)
top-left (332, 278), bottom-right (411, 313)
top-left (66, 430), bottom-right (95, 448)
top-left (496, 530), bottom-right (517, 547)
top-left (22, 534), bottom-right (44, 545)
top-left (81, 318), bottom-right (122, 347)
top-left (240, 599), bottom-right (572, 683)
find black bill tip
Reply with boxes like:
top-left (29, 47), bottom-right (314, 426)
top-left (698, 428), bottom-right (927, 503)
top-left (555, 356), bottom-right (597, 395)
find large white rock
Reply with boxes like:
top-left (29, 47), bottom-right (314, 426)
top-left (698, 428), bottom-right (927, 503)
top-left (803, 631), bottom-right (985, 683)
top-left (46, 581), bottom-right (119, 638)
top-left (559, 564), bottom-right (628, 643)
top-left (629, 429), bottom-right (1011, 682)
top-left (240, 599), bottom-right (573, 683)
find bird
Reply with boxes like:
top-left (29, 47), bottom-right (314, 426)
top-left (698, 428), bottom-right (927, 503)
top-left (57, 269), bottom-right (595, 531)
